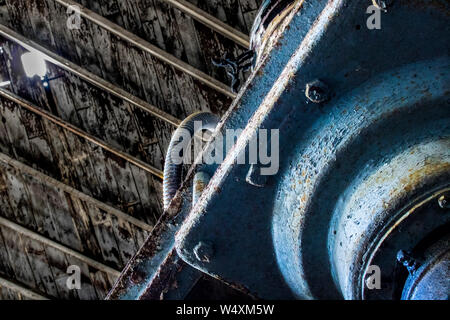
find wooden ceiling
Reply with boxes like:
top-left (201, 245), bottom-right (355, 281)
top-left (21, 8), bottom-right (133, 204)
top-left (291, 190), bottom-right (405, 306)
top-left (0, 0), bottom-right (262, 299)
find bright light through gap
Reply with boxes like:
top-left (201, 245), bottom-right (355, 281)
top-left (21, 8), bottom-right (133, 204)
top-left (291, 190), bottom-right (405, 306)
top-left (21, 51), bottom-right (47, 78)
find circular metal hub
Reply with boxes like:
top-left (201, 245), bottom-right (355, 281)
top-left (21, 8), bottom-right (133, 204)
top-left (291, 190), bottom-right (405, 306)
top-left (361, 188), bottom-right (450, 300)
top-left (401, 233), bottom-right (450, 300)
top-left (271, 59), bottom-right (450, 299)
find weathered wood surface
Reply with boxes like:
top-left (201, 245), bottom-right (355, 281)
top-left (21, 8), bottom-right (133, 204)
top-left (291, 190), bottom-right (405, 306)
top-left (187, 0), bottom-right (262, 35)
top-left (0, 276), bottom-right (50, 300)
top-left (0, 0), bottom-right (260, 300)
top-left (0, 156), bottom-right (150, 298)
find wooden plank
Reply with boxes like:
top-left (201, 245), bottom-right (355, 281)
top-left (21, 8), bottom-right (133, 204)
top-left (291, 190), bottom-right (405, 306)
top-left (26, 0), bottom-right (56, 48)
top-left (110, 215), bottom-right (138, 265)
top-left (58, 2), bottom-right (104, 77)
top-left (45, 70), bottom-right (84, 127)
top-left (66, 196), bottom-right (103, 258)
top-left (147, 0), bottom-right (190, 68)
top-left (64, 255), bottom-right (100, 300)
top-left (170, 6), bottom-right (208, 73)
top-left (0, 286), bottom-right (17, 300)
top-left (0, 107), bottom-right (13, 156)
top-left (0, 169), bottom-right (15, 221)
top-left (187, 0), bottom-right (229, 28)
top-left (85, 21), bottom-right (124, 86)
top-left (111, 98), bottom-right (149, 164)
top-left (44, 246), bottom-right (78, 299)
top-left (44, 185), bottom-right (84, 252)
top-left (143, 1), bottom-right (208, 118)
top-left (74, 21), bottom-right (149, 163)
top-left (140, 1), bottom-right (166, 50)
top-left (0, 276), bottom-right (49, 300)
top-left (1, 42), bottom-right (61, 180)
top-left (13, 169), bottom-right (60, 240)
top-left (91, 269), bottom-right (111, 299)
top-left (57, 128), bottom-right (103, 198)
top-left (87, 144), bottom-right (122, 206)
top-left (0, 23), bottom-right (162, 230)
top-left (75, 90), bottom-right (123, 151)
top-left (0, 0), bottom-right (10, 28)
top-left (0, 225), bottom-right (15, 279)
top-left (40, 119), bottom-right (85, 189)
top-left (45, 0), bottom-right (81, 63)
top-left (1, 39), bottom-right (53, 114)
top-left (86, 204), bottom-right (123, 269)
top-left (237, 0), bottom-right (260, 33)
top-left (116, 0), bottom-right (144, 36)
top-left (0, 99), bottom-right (33, 164)
top-left (130, 165), bottom-right (163, 225)
top-left (0, 216), bottom-right (121, 278)
top-left (2, 166), bottom-right (37, 228)
top-left (22, 238), bottom-right (59, 297)
top-left (0, 225), bottom-right (37, 290)
top-left (4, 0), bottom-right (34, 35)
top-left (107, 156), bottom-right (144, 217)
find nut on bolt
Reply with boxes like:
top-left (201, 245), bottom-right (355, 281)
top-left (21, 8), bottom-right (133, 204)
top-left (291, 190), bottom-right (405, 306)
top-left (305, 79), bottom-right (329, 103)
top-left (193, 241), bottom-right (214, 263)
top-left (397, 250), bottom-right (419, 275)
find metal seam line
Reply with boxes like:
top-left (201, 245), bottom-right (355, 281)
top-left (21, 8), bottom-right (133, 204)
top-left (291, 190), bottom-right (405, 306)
top-left (0, 276), bottom-right (50, 300)
top-left (52, 0), bottom-right (236, 99)
top-left (0, 152), bottom-right (154, 232)
top-left (0, 24), bottom-right (181, 127)
top-left (0, 88), bottom-right (164, 180)
top-left (0, 216), bottom-right (121, 278)
top-left (164, 0), bottom-right (250, 48)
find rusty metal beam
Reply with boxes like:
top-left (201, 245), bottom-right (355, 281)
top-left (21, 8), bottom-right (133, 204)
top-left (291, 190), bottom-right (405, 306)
top-left (0, 276), bottom-right (50, 300)
top-left (52, 0), bottom-right (236, 99)
top-left (0, 88), bottom-right (164, 180)
top-left (164, 0), bottom-right (250, 48)
top-left (0, 24), bottom-right (181, 127)
top-left (0, 216), bottom-right (121, 278)
top-left (0, 152), bottom-right (154, 232)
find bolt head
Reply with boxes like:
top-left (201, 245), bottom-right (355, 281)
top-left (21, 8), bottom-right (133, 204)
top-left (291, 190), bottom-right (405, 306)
top-left (245, 163), bottom-right (267, 187)
top-left (372, 0), bottom-right (393, 11)
top-left (130, 267), bottom-right (146, 284)
top-left (305, 80), bottom-right (329, 103)
top-left (193, 241), bottom-right (214, 263)
top-left (438, 194), bottom-right (449, 209)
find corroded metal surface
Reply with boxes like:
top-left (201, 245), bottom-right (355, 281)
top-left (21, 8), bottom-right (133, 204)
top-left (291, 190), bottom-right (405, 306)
top-left (175, 0), bottom-right (450, 299)
top-left (401, 234), bottom-right (450, 300)
top-left (109, 0), bottom-right (449, 299)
